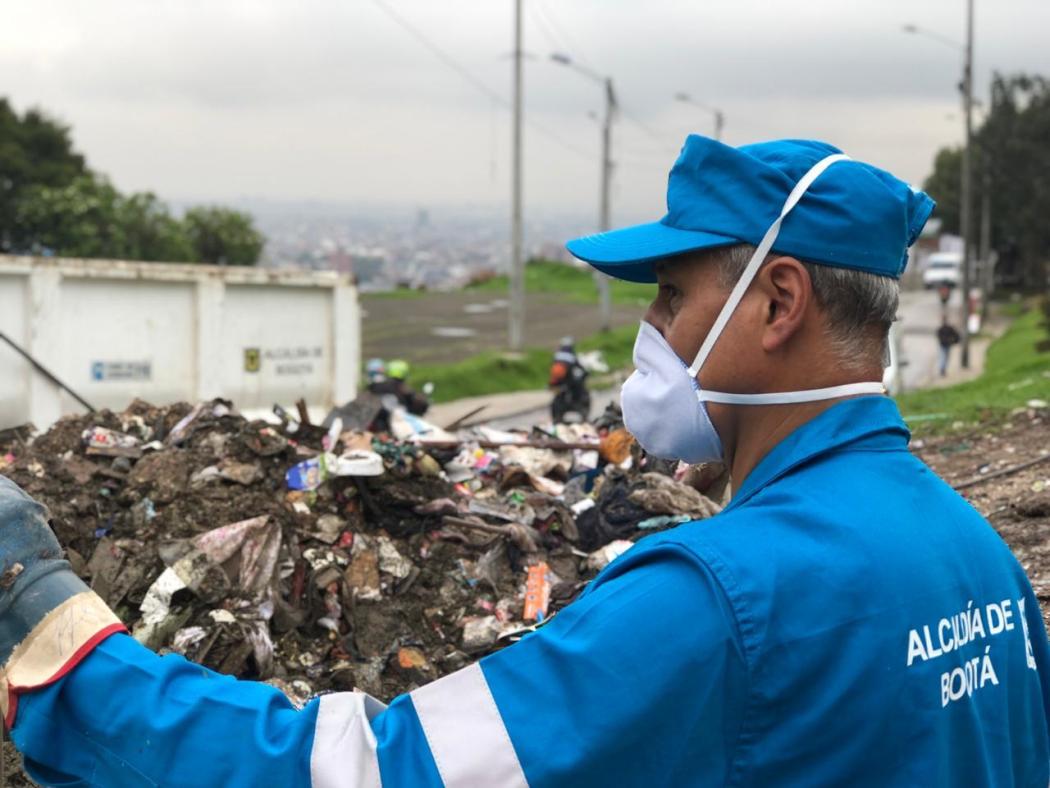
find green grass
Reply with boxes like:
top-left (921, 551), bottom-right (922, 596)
top-left (410, 323), bottom-right (638, 403)
top-left (997, 297), bottom-right (1029, 319)
top-left (895, 305), bottom-right (1050, 433)
top-left (467, 259), bottom-right (655, 307)
top-left (361, 288), bottom-right (431, 300)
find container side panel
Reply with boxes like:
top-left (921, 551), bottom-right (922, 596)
top-left (57, 279), bottom-right (196, 411)
top-left (0, 275), bottom-right (31, 427)
top-left (220, 285), bottom-right (334, 411)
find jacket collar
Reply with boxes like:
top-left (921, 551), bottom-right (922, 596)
top-left (723, 396), bottom-right (911, 513)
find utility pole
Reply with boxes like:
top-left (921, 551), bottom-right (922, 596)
top-left (596, 76), bottom-right (616, 331)
top-left (674, 92), bottom-right (725, 142)
top-left (509, 0), bottom-right (525, 351)
top-left (550, 52), bottom-right (616, 331)
top-left (979, 149), bottom-right (992, 308)
top-left (959, 0), bottom-right (974, 368)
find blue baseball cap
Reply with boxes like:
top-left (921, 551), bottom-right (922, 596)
top-left (566, 135), bottom-right (935, 282)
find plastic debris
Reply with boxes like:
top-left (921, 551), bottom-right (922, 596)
top-left (628, 472), bottom-right (722, 518)
top-left (334, 450), bottom-right (385, 477)
top-left (286, 450), bottom-right (386, 490)
top-left (82, 426), bottom-right (143, 459)
top-left (586, 540), bottom-right (635, 572)
top-left (314, 513), bottom-right (347, 544)
top-left (461, 615), bottom-right (503, 652)
top-left (637, 513), bottom-right (692, 530)
top-left (523, 563), bottom-right (552, 622)
top-left (285, 455), bottom-right (331, 491)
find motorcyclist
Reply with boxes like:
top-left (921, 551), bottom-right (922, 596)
top-left (549, 337), bottom-right (590, 422)
top-left (379, 359), bottom-right (430, 416)
top-left (364, 358), bottom-right (386, 386)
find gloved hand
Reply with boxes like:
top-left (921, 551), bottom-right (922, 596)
top-left (0, 477), bottom-right (124, 727)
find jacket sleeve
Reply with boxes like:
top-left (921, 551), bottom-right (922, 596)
top-left (10, 541), bottom-right (747, 788)
top-left (11, 633), bottom-right (322, 787)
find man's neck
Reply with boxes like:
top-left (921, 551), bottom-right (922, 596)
top-left (727, 399), bottom-right (842, 489)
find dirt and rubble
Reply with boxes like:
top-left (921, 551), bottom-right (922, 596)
top-left (911, 403), bottom-right (1050, 631)
top-left (0, 398), bottom-right (1049, 784)
top-left (0, 398), bottom-right (725, 710)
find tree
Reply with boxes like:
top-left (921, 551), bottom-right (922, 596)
top-left (183, 206), bottom-right (265, 266)
top-left (15, 174), bottom-right (125, 258)
top-left (0, 100), bottom-right (88, 251)
top-left (116, 192), bottom-right (195, 262)
top-left (14, 176), bottom-right (199, 262)
top-left (922, 146), bottom-right (963, 236)
top-left (924, 73), bottom-right (1050, 288)
top-left (2, 96), bottom-right (266, 265)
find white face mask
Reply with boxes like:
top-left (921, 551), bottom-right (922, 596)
top-left (620, 153), bottom-right (886, 463)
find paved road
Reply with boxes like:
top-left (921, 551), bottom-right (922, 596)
top-left (480, 287), bottom-right (961, 430)
top-left (483, 386), bottom-right (623, 431)
top-left (897, 287), bottom-right (965, 391)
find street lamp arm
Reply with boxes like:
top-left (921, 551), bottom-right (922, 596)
top-left (676, 92), bottom-right (723, 116)
top-left (676, 92), bottom-right (714, 112)
top-left (549, 52), bottom-right (605, 85)
top-left (901, 23), bottom-right (965, 52)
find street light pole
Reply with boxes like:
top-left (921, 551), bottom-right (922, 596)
top-left (902, 13), bottom-right (975, 366)
top-left (979, 157), bottom-right (992, 306)
top-left (959, 0), bottom-right (974, 368)
top-left (550, 53), bottom-right (614, 331)
top-left (674, 92), bottom-right (724, 141)
top-left (596, 76), bottom-right (615, 331)
top-left (509, 0), bottom-right (525, 351)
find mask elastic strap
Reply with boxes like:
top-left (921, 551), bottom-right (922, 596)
top-left (687, 153), bottom-right (851, 378)
top-left (699, 381), bottom-right (885, 405)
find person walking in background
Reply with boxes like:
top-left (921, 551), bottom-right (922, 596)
top-left (937, 317), bottom-right (961, 377)
top-left (937, 283), bottom-right (951, 307)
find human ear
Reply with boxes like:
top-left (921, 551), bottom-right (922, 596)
top-left (757, 257), bottom-right (810, 353)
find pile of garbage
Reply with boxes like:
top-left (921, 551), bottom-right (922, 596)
top-left (0, 397), bottom-right (726, 705)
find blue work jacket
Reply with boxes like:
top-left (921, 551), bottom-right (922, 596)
top-left (12, 396), bottom-right (1050, 786)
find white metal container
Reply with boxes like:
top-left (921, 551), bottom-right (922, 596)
top-left (0, 255), bottom-right (360, 430)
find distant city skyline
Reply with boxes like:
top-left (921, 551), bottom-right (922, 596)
top-left (253, 199), bottom-right (588, 285)
top-left (4, 0), bottom-right (1048, 227)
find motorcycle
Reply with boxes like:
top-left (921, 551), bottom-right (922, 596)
top-left (549, 358), bottom-right (590, 423)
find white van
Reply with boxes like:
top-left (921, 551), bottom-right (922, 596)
top-left (922, 252), bottom-right (963, 289)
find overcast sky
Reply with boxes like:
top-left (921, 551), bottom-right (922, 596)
top-left (3, 0), bottom-right (1048, 224)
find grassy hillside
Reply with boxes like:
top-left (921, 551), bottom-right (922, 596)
top-left (468, 259), bottom-right (654, 307)
top-left (896, 304), bottom-right (1050, 431)
top-left (410, 323), bottom-right (637, 404)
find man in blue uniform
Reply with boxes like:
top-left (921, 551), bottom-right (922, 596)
top-left (2, 136), bottom-right (1048, 786)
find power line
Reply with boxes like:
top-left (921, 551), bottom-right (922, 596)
top-left (618, 106), bottom-right (679, 155)
top-left (369, 0), bottom-right (593, 162)
top-left (533, 0), bottom-right (594, 69)
top-left (370, 0), bottom-right (506, 106)
top-left (617, 158), bottom-right (675, 171)
top-left (528, 117), bottom-right (594, 159)
top-left (527, 1), bottom-right (570, 54)
top-left (618, 148), bottom-right (676, 164)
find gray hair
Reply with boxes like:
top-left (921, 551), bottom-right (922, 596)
top-left (714, 244), bottom-right (898, 371)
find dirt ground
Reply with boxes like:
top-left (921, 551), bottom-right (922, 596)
top-left (362, 291), bottom-right (643, 364)
top-left (912, 407), bottom-right (1050, 630)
